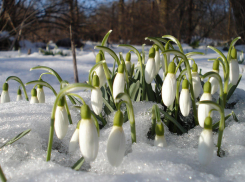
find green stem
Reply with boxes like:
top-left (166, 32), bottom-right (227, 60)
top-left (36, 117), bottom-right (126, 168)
top-left (25, 80), bottom-right (57, 96)
top-left (0, 165), bottom-right (7, 182)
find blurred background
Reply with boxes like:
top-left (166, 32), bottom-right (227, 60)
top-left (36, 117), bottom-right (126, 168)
top-left (0, 0), bottom-right (245, 50)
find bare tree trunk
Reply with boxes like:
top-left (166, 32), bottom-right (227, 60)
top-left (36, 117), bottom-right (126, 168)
top-left (187, 0), bottom-right (193, 44)
top-left (157, 0), bottom-right (168, 34)
top-left (118, 0), bottom-right (124, 40)
top-left (69, 0), bottom-right (79, 83)
top-left (227, 0), bottom-right (232, 39)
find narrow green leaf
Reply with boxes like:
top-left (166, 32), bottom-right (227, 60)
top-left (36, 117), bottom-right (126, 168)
top-left (145, 37), bottom-right (165, 53)
top-left (129, 81), bottom-right (140, 100)
top-left (185, 51), bottom-right (204, 57)
top-left (0, 129), bottom-right (31, 149)
top-left (101, 30), bottom-right (112, 46)
top-left (30, 66), bottom-right (62, 82)
top-left (25, 80), bottom-right (57, 96)
top-left (102, 97), bottom-right (115, 113)
top-left (0, 165), bottom-right (7, 182)
top-left (227, 37), bottom-right (241, 61)
top-left (162, 35), bottom-right (184, 53)
top-left (94, 46), bottom-right (120, 65)
top-left (118, 44), bottom-right (141, 60)
top-left (145, 83), bottom-right (156, 102)
top-left (226, 74), bottom-right (242, 102)
top-left (212, 113), bottom-right (232, 129)
top-left (71, 157), bottom-right (85, 171)
top-left (232, 111), bottom-right (239, 122)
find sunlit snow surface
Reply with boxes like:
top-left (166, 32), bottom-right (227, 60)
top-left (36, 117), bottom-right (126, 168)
top-left (0, 42), bottom-right (245, 181)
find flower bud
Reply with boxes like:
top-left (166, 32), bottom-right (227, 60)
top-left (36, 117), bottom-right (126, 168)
top-left (179, 79), bottom-right (191, 116)
top-left (145, 47), bottom-right (156, 84)
top-left (1, 83), bottom-right (10, 103)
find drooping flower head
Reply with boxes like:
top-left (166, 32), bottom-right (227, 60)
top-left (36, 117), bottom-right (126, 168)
top-left (54, 96), bottom-right (68, 139)
top-left (69, 120), bottom-right (80, 153)
top-left (16, 87), bottom-right (23, 101)
top-left (162, 62), bottom-right (176, 107)
top-left (210, 60), bottom-right (220, 95)
top-left (91, 74), bottom-right (103, 115)
top-left (1, 82), bottom-right (10, 103)
top-left (154, 45), bottom-right (161, 75)
top-left (191, 63), bottom-right (202, 98)
top-left (113, 64), bottom-right (125, 100)
top-left (79, 104), bottom-right (99, 162)
top-left (179, 79), bottom-right (191, 116)
top-left (198, 81), bottom-right (212, 128)
top-left (154, 121), bottom-right (167, 147)
top-left (30, 88), bottom-right (39, 104)
top-left (229, 47), bottom-right (239, 85)
top-left (95, 51), bottom-right (106, 88)
top-left (145, 47), bottom-right (156, 84)
top-left (198, 116), bottom-right (214, 165)
top-left (107, 110), bottom-right (126, 166)
top-left (125, 52), bottom-right (132, 76)
top-left (37, 79), bottom-right (45, 103)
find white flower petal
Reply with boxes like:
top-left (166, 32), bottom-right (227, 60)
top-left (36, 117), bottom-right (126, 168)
top-left (198, 93), bottom-right (212, 128)
top-left (37, 88), bottom-right (45, 103)
top-left (210, 76), bottom-right (219, 95)
top-left (1, 90), bottom-right (10, 103)
top-left (113, 73), bottom-right (125, 100)
top-left (162, 73), bottom-right (176, 107)
top-left (69, 128), bottom-right (79, 153)
top-left (145, 58), bottom-right (156, 84)
top-left (91, 88), bottom-right (103, 115)
top-left (107, 126), bottom-right (126, 167)
top-left (125, 61), bottom-right (131, 74)
top-left (154, 135), bottom-right (167, 147)
top-left (179, 89), bottom-right (191, 116)
top-left (155, 51), bottom-right (160, 75)
top-left (79, 118), bottom-right (99, 162)
top-left (229, 59), bottom-right (239, 85)
top-left (16, 95), bottom-right (23, 101)
top-left (54, 106), bottom-right (69, 139)
top-left (95, 65), bottom-right (106, 88)
top-left (198, 129), bottom-right (214, 165)
top-left (192, 72), bottom-right (202, 98)
top-left (30, 96), bottom-right (39, 104)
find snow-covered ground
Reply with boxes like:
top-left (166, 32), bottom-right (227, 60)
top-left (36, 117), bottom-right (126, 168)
top-left (0, 41), bottom-right (245, 182)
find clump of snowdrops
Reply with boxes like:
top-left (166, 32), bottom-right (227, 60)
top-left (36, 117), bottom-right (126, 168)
top-left (0, 30), bottom-right (242, 177)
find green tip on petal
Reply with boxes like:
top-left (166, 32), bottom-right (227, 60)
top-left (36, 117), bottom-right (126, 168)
top-left (148, 47), bottom-right (155, 58)
top-left (168, 62), bottom-right (176, 74)
top-left (154, 45), bottom-right (159, 51)
top-left (155, 122), bottom-right (164, 136)
top-left (231, 47), bottom-right (237, 59)
top-left (203, 81), bottom-right (211, 93)
top-left (192, 63), bottom-right (198, 72)
top-left (2, 82), bottom-right (8, 91)
top-left (118, 64), bottom-right (124, 73)
top-left (126, 52), bottom-right (131, 62)
top-left (113, 110), bottom-right (124, 127)
top-left (31, 88), bottom-right (37, 97)
top-left (17, 88), bottom-right (22, 95)
top-left (92, 75), bottom-right (100, 87)
top-left (96, 52), bottom-right (103, 63)
top-left (212, 60), bottom-right (219, 71)
top-left (204, 116), bottom-right (212, 130)
top-left (57, 96), bottom-right (65, 106)
top-left (37, 79), bottom-right (43, 88)
top-left (81, 104), bottom-right (91, 119)
top-left (182, 79), bottom-right (189, 89)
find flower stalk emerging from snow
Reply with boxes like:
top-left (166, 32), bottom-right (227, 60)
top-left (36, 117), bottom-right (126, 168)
top-left (30, 88), bottom-right (39, 104)
top-left (179, 79), bottom-right (191, 116)
top-left (162, 62), bottom-right (176, 107)
top-left (1, 83), bottom-right (10, 103)
top-left (145, 47), bottom-right (156, 84)
top-left (91, 75), bottom-right (103, 115)
top-left (229, 47), bottom-right (239, 85)
top-left (16, 87), bottom-right (23, 101)
top-left (79, 104), bottom-right (99, 162)
top-left (198, 116), bottom-right (214, 165)
top-left (107, 110), bottom-right (126, 166)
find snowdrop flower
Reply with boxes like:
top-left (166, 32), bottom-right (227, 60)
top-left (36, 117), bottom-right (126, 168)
top-left (240, 51), bottom-right (244, 62)
top-left (162, 62), bottom-right (176, 107)
top-left (198, 81), bottom-right (212, 128)
top-left (91, 75), bottom-right (103, 115)
top-left (79, 104), bottom-right (99, 162)
top-left (229, 47), bottom-right (239, 85)
top-left (125, 52), bottom-right (132, 76)
top-left (69, 123), bottom-right (80, 153)
top-left (154, 45), bottom-right (161, 75)
top-left (113, 64), bottom-right (125, 100)
top-left (210, 60), bottom-right (219, 95)
top-left (198, 116), bottom-right (214, 165)
top-left (30, 88), bottom-right (39, 104)
top-left (145, 47), bottom-right (156, 84)
top-left (107, 110), bottom-right (126, 166)
top-left (154, 121), bottom-right (167, 147)
top-left (16, 88), bottom-right (23, 101)
top-left (95, 52), bottom-right (106, 88)
top-left (179, 79), bottom-right (191, 116)
top-left (54, 97), bottom-right (68, 139)
top-left (1, 83), bottom-right (10, 103)
top-left (37, 82), bottom-right (45, 103)
top-left (192, 63), bottom-right (202, 98)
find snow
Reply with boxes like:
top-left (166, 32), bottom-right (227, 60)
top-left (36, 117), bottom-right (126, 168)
top-left (0, 41), bottom-right (245, 182)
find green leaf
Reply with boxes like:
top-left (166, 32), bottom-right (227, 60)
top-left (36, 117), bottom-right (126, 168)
top-left (227, 37), bottom-right (241, 61)
top-left (145, 83), bottom-right (156, 101)
top-left (129, 81), bottom-right (140, 100)
top-left (0, 165), bottom-right (7, 182)
top-left (212, 113), bottom-right (232, 129)
top-left (162, 35), bottom-right (184, 53)
top-left (0, 129), bottom-right (31, 149)
top-left (94, 46), bottom-right (120, 65)
top-left (88, 60), bottom-right (106, 85)
top-left (71, 157), bottom-right (85, 171)
top-left (25, 80), bottom-right (57, 96)
top-left (145, 37), bottom-right (165, 53)
top-left (185, 51), bottom-right (204, 58)
top-left (101, 30), bottom-right (112, 46)
top-left (232, 111), bottom-right (239, 122)
top-left (102, 97), bottom-right (115, 113)
top-left (118, 44), bottom-right (141, 60)
top-left (226, 74), bottom-right (242, 102)
top-left (30, 66), bottom-right (62, 82)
